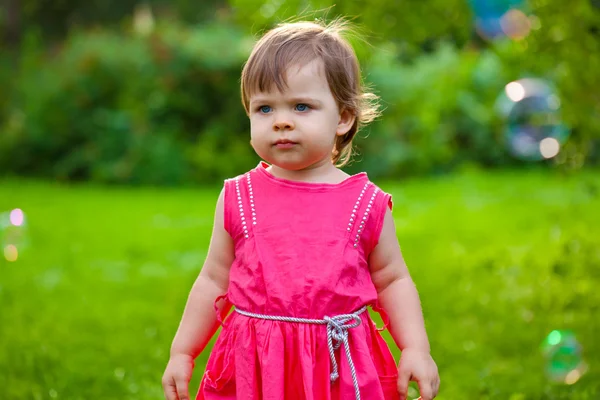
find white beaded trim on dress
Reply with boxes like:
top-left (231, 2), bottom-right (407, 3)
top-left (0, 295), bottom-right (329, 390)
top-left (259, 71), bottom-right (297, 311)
top-left (347, 182), bottom-right (370, 236)
top-left (348, 183), bottom-right (379, 248)
top-left (235, 173), bottom-right (256, 239)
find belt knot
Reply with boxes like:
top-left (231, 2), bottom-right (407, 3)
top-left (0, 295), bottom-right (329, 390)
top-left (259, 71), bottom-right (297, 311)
top-left (234, 305), bottom-right (367, 400)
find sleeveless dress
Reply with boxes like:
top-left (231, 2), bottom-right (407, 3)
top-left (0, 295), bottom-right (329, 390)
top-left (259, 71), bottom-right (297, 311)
top-left (197, 162), bottom-right (398, 400)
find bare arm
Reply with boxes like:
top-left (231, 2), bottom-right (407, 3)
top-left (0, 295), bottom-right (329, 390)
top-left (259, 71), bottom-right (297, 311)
top-left (368, 208), bottom-right (430, 352)
top-left (169, 188), bottom-right (235, 359)
top-left (369, 208), bottom-right (439, 399)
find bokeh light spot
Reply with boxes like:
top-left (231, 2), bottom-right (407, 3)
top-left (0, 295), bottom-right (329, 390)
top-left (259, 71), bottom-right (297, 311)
top-left (133, 3), bottom-right (154, 36)
top-left (9, 208), bottom-right (24, 226)
top-left (505, 81), bottom-right (526, 102)
top-left (547, 330), bottom-right (562, 346)
top-left (540, 138), bottom-right (560, 159)
top-left (565, 369), bottom-right (582, 385)
top-left (500, 9), bottom-right (531, 40)
top-left (529, 15), bottom-right (542, 30)
top-left (4, 245), bottom-right (18, 262)
top-left (114, 368), bottom-right (126, 380)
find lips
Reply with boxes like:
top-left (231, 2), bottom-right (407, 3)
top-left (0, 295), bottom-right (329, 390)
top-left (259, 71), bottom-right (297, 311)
top-left (273, 139), bottom-right (298, 149)
top-left (274, 139), bottom-right (297, 145)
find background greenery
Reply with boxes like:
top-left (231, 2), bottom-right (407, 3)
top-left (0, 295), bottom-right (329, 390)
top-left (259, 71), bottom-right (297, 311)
top-left (1, 0), bottom-right (599, 399)
top-left (1, 170), bottom-right (599, 399)
top-left (1, 0), bottom-right (599, 184)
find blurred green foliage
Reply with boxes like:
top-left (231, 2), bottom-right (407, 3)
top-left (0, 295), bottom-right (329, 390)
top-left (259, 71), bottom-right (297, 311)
top-left (0, 0), bottom-right (229, 42)
top-left (0, 0), bottom-right (599, 184)
top-left (1, 170), bottom-right (599, 398)
top-left (1, 21), bottom-right (257, 184)
top-left (353, 43), bottom-right (509, 176)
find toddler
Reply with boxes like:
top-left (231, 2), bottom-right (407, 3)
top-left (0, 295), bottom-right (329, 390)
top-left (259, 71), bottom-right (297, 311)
top-left (162, 19), bottom-right (440, 400)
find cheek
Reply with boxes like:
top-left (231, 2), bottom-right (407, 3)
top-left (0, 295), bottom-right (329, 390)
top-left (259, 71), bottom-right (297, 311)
top-left (249, 119), bottom-right (261, 135)
top-left (249, 127), bottom-right (268, 150)
top-left (249, 131), bottom-right (260, 148)
top-left (250, 117), bottom-right (269, 133)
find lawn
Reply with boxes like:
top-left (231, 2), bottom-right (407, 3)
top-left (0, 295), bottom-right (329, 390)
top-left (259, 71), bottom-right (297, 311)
top-left (1, 167), bottom-right (599, 399)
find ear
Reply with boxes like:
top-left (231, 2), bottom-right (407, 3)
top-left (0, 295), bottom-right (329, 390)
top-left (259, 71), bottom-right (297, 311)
top-left (336, 108), bottom-right (356, 136)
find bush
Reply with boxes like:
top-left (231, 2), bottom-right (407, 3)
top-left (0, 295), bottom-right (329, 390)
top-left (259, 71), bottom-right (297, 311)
top-left (348, 42), bottom-right (519, 177)
top-left (0, 21), bottom-right (258, 185)
top-left (1, 20), bottom-right (595, 184)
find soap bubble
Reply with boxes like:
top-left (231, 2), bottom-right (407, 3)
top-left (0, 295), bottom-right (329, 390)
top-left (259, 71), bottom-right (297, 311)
top-left (1, 208), bottom-right (29, 261)
top-left (469, 0), bottom-right (532, 41)
top-left (4, 244), bottom-right (18, 262)
top-left (10, 209), bottom-right (25, 226)
top-left (542, 330), bottom-right (587, 384)
top-left (496, 78), bottom-right (569, 161)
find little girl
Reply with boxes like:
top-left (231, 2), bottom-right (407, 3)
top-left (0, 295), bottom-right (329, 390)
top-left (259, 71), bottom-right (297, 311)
top-left (162, 19), bottom-right (440, 400)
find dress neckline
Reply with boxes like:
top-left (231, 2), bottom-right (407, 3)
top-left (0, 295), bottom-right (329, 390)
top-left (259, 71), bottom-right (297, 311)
top-left (254, 161), bottom-right (368, 190)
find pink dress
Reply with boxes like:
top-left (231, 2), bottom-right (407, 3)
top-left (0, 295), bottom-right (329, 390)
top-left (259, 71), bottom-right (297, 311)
top-left (197, 162), bottom-right (398, 400)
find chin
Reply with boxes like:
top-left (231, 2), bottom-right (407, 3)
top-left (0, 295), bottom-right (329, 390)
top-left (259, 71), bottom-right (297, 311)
top-left (269, 159), bottom-right (308, 171)
top-left (253, 149), bottom-right (298, 170)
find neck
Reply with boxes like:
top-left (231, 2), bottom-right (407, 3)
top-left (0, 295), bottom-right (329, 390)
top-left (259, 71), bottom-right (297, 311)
top-left (267, 159), bottom-right (344, 183)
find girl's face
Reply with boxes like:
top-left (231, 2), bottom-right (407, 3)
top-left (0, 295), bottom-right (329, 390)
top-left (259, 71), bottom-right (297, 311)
top-left (248, 59), bottom-right (355, 171)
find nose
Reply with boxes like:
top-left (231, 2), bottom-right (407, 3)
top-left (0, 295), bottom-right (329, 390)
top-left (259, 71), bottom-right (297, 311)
top-left (273, 114), bottom-right (295, 131)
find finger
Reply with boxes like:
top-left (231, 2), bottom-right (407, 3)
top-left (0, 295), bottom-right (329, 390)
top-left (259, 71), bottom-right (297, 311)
top-left (433, 376), bottom-right (440, 397)
top-left (396, 366), bottom-right (411, 400)
top-left (418, 382), bottom-right (434, 400)
top-left (175, 376), bottom-right (191, 400)
top-left (162, 376), bottom-right (179, 400)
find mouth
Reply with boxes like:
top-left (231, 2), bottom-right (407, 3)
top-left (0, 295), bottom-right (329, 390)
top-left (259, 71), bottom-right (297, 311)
top-left (273, 139), bottom-right (298, 149)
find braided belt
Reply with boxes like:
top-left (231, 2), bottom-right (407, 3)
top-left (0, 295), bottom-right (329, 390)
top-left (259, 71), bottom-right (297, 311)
top-left (234, 306), bottom-right (368, 400)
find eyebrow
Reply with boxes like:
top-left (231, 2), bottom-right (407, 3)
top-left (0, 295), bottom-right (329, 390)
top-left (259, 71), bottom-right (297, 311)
top-left (290, 97), bottom-right (322, 106)
top-left (249, 96), bottom-right (322, 107)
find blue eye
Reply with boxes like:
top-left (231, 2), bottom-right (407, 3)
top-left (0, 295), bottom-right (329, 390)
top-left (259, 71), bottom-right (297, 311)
top-left (259, 105), bottom-right (272, 113)
top-left (295, 104), bottom-right (309, 112)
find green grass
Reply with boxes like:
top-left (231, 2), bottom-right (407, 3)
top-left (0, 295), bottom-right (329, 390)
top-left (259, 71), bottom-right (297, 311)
top-left (1, 168), bottom-right (599, 399)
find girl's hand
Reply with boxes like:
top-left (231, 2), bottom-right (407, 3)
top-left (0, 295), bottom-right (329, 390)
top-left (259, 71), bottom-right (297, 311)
top-left (396, 348), bottom-right (440, 400)
top-left (162, 353), bottom-right (195, 400)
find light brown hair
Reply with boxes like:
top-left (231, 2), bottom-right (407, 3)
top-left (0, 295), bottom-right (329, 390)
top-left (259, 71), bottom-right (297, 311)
top-left (240, 19), bottom-right (380, 167)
